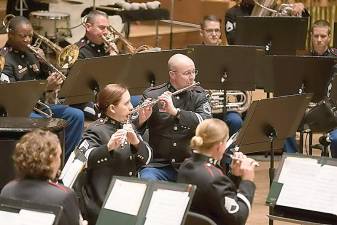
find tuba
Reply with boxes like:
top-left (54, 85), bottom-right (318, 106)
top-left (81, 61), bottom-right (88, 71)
top-left (208, 90), bottom-right (252, 114)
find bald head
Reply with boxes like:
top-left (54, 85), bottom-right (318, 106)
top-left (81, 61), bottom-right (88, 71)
top-left (168, 54), bottom-right (196, 89)
top-left (168, 54), bottom-right (194, 71)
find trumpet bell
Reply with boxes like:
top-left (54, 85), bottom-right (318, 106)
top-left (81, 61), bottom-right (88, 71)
top-left (58, 44), bottom-right (79, 68)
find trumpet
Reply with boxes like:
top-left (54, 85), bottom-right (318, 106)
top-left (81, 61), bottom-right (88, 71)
top-left (130, 82), bottom-right (200, 114)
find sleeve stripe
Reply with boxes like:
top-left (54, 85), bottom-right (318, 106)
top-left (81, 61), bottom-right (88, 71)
top-left (195, 113), bottom-right (203, 124)
top-left (138, 135), bottom-right (152, 165)
top-left (84, 147), bottom-right (95, 159)
top-left (237, 193), bottom-right (252, 214)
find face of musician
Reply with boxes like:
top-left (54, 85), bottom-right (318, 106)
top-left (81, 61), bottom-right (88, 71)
top-left (86, 14), bottom-right (109, 45)
top-left (107, 90), bottom-right (133, 123)
top-left (200, 20), bottom-right (221, 45)
top-left (169, 54), bottom-right (196, 90)
top-left (312, 26), bottom-right (331, 55)
top-left (8, 22), bottom-right (33, 52)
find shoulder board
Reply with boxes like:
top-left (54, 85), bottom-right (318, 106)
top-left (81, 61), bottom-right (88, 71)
top-left (48, 181), bottom-right (69, 192)
top-left (192, 84), bottom-right (206, 93)
top-left (329, 48), bottom-right (337, 57)
top-left (144, 82), bottom-right (168, 92)
top-left (76, 38), bottom-right (87, 49)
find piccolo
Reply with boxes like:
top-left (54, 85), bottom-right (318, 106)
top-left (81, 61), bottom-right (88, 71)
top-left (227, 153), bottom-right (260, 167)
top-left (130, 82), bottom-right (200, 114)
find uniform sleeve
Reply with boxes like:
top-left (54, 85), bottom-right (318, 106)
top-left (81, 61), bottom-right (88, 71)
top-left (210, 176), bottom-right (256, 225)
top-left (224, 8), bottom-right (237, 45)
top-left (178, 91), bottom-right (212, 129)
top-left (1, 57), bottom-right (17, 82)
top-left (132, 134), bottom-right (152, 168)
top-left (79, 127), bottom-right (113, 170)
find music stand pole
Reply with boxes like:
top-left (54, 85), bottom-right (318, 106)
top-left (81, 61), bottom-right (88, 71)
top-left (169, 0), bottom-right (175, 49)
top-left (93, 0), bottom-right (96, 10)
top-left (266, 126), bottom-right (277, 225)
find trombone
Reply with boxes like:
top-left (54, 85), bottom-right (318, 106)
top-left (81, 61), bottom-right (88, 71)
top-left (32, 31), bottom-right (79, 69)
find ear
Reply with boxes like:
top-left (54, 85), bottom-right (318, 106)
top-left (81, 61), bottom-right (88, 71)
top-left (169, 70), bottom-right (175, 81)
top-left (108, 104), bottom-right (116, 114)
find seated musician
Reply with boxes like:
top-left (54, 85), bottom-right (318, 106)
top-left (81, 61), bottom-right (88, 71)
top-left (137, 53), bottom-right (212, 182)
top-left (76, 10), bottom-right (140, 112)
top-left (0, 16), bottom-right (84, 161)
top-left (310, 20), bottom-right (337, 158)
top-left (1, 129), bottom-right (84, 225)
top-left (200, 15), bottom-right (243, 139)
top-left (177, 118), bottom-right (256, 225)
top-left (77, 10), bottom-right (118, 59)
top-left (74, 83), bottom-right (152, 225)
top-left (225, 0), bottom-right (308, 44)
top-left (200, 15), bottom-right (297, 158)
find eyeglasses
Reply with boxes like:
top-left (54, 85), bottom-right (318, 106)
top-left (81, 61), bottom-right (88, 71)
top-left (172, 69), bottom-right (198, 76)
top-left (204, 28), bottom-right (221, 34)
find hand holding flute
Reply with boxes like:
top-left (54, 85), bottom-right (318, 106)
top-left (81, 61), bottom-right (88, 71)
top-left (230, 152), bottom-right (258, 182)
top-left (107, 123), bottom-right (140, 151)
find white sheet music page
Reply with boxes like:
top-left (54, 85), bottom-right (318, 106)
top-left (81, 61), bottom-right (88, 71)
top-left (18, 209), bottom-right (55, 225)
top-left (104, 179), bottom-right (147, 216)
top-left (144, 189), bottom-right (189, 225)
top-left (0, 210), bottom-right (20, 225)
top-left (276, 157), bottom-right (337, 215)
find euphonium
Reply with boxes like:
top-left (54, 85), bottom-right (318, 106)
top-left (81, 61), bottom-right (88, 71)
top-left (208, 90), bottom-right (252, 114)
top-left (251, 0), bottom-right (300, 17)
top-left (32, 31), bottom-right (79, 68)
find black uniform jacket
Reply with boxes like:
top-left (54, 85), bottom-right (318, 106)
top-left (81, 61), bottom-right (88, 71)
top-left (140, 82), bottom-right (212, 166)
top-left (311, 48), bottom-right (337, 57)
top-left (1, 179), bottom-right (80, 225)
top-left (1, 46), bottom-right (49, 82)
top-left (178, 152), bottom-right (256, 225)
top-left (75, 117), bottom-right (152, 224)
top-left (76, 37), bottom-right (108, 59)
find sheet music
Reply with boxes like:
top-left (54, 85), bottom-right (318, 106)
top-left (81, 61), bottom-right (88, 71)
top-left (104, 179), bottom-right (147, 216)
top-left (61, 158), bottom-right (85, 188)
top-left (144, 189), bottom-right (189, 225)
top-left (0, 210), bottom-right (19, 225)
top-left (18, 209), bottom-right (55, 225)
top-left (276, 157), bottom-right (337, 215)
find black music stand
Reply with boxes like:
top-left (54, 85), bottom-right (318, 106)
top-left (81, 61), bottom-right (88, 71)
top-left (235, 93), bottom-right (312, 225)
top-left (236, 16), bottom-right (308, 55)
top-left (0, 80), bottom-right (47, 117)
top-left (265, 55), bottom-right (337, 103)
top-left (188, 44), bottom-right (260, 91)
top-left (0, 197), bottom-right (62, 225)
top-left (60, 49), bottom-right (189, 105)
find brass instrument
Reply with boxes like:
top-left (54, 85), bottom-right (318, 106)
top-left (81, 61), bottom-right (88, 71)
top-left (208, 90), bottom-right (252, 114)
top-left (27, 44), bottom-right (66, 104)
top-left (32, 31), bottom-right (79, 68)
top-left (251, 0), bottom-right (300, 17)
top-left (104, 25), bottom-right (153, 54)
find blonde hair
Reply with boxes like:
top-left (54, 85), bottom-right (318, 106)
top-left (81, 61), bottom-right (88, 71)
top-left (191, 118), bottom-right (229, 152)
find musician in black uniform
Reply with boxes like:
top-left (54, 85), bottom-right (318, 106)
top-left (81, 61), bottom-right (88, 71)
top-left (178, 118), bottom-right (256, 225)
top-left (224, 0), bottom-right (308, 44)
top-left (0, 16), bottom-right (84, 161)
top-left (311, 20), bottom-right (337, 57)
top-left (75, 84), bottom-right (152, 225)
top-left (310, 20), bottom-right (337, 158)
top-left (1, 129), bottom-right (84, 225)
top-left (76, 10), bottom-right (118, 59)
top-left (137, 53), bottom-right (212, 182)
